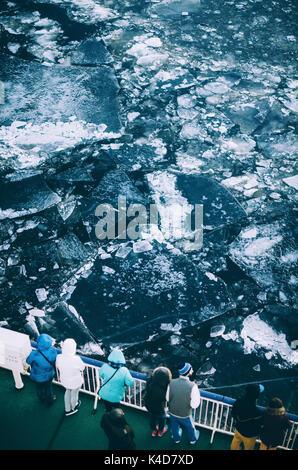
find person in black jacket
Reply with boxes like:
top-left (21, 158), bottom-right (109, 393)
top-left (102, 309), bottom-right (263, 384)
top-left (231, 383), bottom-right (264, 450)
top-left (100, 408), bottom-right (136, 450)
top-left (259, 397), bottom-right (291, 450)
top-left (144, 366), bottom-right (172, 437)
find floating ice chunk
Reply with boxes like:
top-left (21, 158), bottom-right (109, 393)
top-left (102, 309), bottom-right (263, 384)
top-left (102, 266), bottom-right (116, 275)
top-left (160, 322), bottom-right (182, 333)
top-left (26, 315), bottom-right (40, 336)
top-left (242, 236), bottom-right (282, 257)
top-left (127, 112), bottom-right (140, 122)
top-left (279, 291), bottom-right (288, 303)
top-left (144, 37), bottom-right (162, 47)
top-left (137, 53), bottom-right (168, 67)
top-left (281, 251), bottom-right (298, 264)
top-left (29, 308), bottom-right (45, 317)
top-left (222, 330), bottom-right (239, 341)
top-left (35, 288), bottom-right (48, 302)
top-left (79, 342), bottom-right (104, 356)
top-left (210, 325), bottom-right (225, 337)
top-left (57, 199), bottom-right (76, 221)
top-left (222, 174), bottom-right (262, 192)
top-left (198, 361), bottom-right (216, 375)
top-left (7, 43), bottom-right (21, 54)
top-left (220, 136), bottom-right (256, 154)
top-left (204, 81), bottom-right (231, 94)
top-left (180, 122), bottom-right (207, 140)
top-left (133, 240), bottom-right (153, 253)
top-left (177, 94), bottom-right (197, 108)
top-left (170, 335), bottom-right (180, 345)
top-left (7, 255), bottom-right (20, 266)
top-left (253, 364), bottom-right (261, 372)
top-left (115, 244), bottom-right (132, 259)
top-left (283, 175), bottom-right (298, 191)
top-left (205, 272), bottom-right (218, 282)
top-left (240, 313), bottom-right (298, 367)
top-left (241, 228), bottom-right (258, 239)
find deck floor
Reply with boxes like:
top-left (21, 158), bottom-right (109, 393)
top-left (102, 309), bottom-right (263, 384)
top-left (0, 369), bottom-right (232, 451)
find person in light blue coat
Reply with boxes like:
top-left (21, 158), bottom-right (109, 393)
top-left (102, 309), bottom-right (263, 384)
top-left (98, 349), bottom-right (134, 412)
top-left (26, 334), bottom-right (58, 405)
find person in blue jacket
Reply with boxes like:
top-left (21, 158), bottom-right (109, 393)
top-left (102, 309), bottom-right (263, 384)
top-left (26, 334), bottom-right (58, 405)
top-left (98, 349), bottom-right (134, 412)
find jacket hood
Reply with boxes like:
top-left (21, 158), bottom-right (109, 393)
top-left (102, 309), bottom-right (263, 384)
top-left (62, 338), bottom-right (77, 356)
top-left (37, 334), bottom-right (53, 352)
top-left (108, 349), bottom-right (126, 365)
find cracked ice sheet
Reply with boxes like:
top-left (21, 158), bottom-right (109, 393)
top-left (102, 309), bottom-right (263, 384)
top-left (0, 120), bottom-right (120, 170)
top-left (31, 0), bottom-right (118, 24)
top-left (241, 313), bottom-right (298, 368)
top-left (0, 54), bottom-right (121, 169)
top-left (228, 222), bottom-right (284, 287)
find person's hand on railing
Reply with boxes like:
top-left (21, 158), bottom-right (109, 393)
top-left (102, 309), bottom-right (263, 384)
top-left (22, 360), bottom-right (30, 374)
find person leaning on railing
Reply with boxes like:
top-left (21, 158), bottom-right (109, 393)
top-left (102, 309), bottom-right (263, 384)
top-left (98, 349), bottom-right (134, 412)
top-left (25, 334), bottom-right (58, 406)
top-left (144, 366), bottom-right (172, 437)
top-left (259, 397), bottom-right (291, 450)
top-left (166, 362), bottom-right (201, 445)
top-left (230, 384), bottom-right (264, 450)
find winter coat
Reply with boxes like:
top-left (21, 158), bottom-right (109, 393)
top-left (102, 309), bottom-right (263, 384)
top-left (98, 350), bottom-right (134, 404)
top-left (101, 411), bottom-right (136, 450)
top-left (145, 367), bottom-right (171, 414)
top-left (26, 334), bottom-right (57, 383)
top-left (260, 406), bottom-right (291, 448)
top-left (232, 397), bottom-right (264, 437)
top-left (56, 338), bottom-right (85, 390)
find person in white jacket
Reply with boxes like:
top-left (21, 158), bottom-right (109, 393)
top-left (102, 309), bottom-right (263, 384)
top-left (56, 338), bottom-right (86, 416)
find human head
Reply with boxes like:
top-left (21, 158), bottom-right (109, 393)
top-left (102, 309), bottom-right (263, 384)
top-left (178, 362), bottom-right (193, 377)
top-left (108, 349), bottom-right (126, 369)
top-left (152, 366), bottom-right (172, 386)
top-left (109, 408), bottom-right (125, 424)
top-left (62, 338), bottom-right (77, 356)
top-left (37, 334), bottom-right (54, 351)
top-left (269, 397), bottom-right (283, 409)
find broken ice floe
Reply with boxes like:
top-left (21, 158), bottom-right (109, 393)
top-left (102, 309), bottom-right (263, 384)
top-left (68, 237), bottom-right (233, 345)
top-left (0, 175), bottom-right (61, 221)
top-left (283, 175), bottom-right (298, 191)
top-left (33, 0), bottom-right (118, 24)
top-left (240, 313), bottom-right (298, 368)
top-left (228, 221), bottom-right (296, 288)
top-left (0, 53), bottom-right (121, 169)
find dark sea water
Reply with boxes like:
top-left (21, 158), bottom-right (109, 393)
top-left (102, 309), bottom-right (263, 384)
top-left (0, 0), bottom-right (297, 411)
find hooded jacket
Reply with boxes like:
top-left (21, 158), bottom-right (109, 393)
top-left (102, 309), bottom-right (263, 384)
top-left (26, 334), bottom-right (58, 383)
top-left (260, 406), bottom-right (291, 448)
top-left (99, 350), bottom-right (134, 403)
top-left (56, 338), bottom-right (85, 390)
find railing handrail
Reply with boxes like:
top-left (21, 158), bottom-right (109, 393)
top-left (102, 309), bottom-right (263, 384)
top-left (30, 340), bottom-right (298, 423)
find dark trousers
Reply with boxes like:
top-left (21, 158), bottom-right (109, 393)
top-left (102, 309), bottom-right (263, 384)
top-left (35, 380), bottom-right (54, 404)
top-left (149, 411), bottom-right (166, 430)
top-left (102, 399), bottom-right (121, 412)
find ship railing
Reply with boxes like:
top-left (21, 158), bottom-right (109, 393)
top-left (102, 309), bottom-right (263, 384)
top-left (27, 342), bottom-right (298, 450)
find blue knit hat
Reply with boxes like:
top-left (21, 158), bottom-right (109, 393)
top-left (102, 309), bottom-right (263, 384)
top-left (178, 363), bottom-right (192, 375)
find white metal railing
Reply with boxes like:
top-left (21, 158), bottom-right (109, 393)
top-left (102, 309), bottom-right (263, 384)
top-left (28, 360), bottom-right (297, 450)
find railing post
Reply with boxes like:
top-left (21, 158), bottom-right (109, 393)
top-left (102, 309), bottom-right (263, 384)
top-left (210, 401), bottom-right (219, 445)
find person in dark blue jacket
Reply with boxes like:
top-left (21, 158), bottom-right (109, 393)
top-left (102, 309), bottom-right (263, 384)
top-left (26, 334), bottom-right (58, 405)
